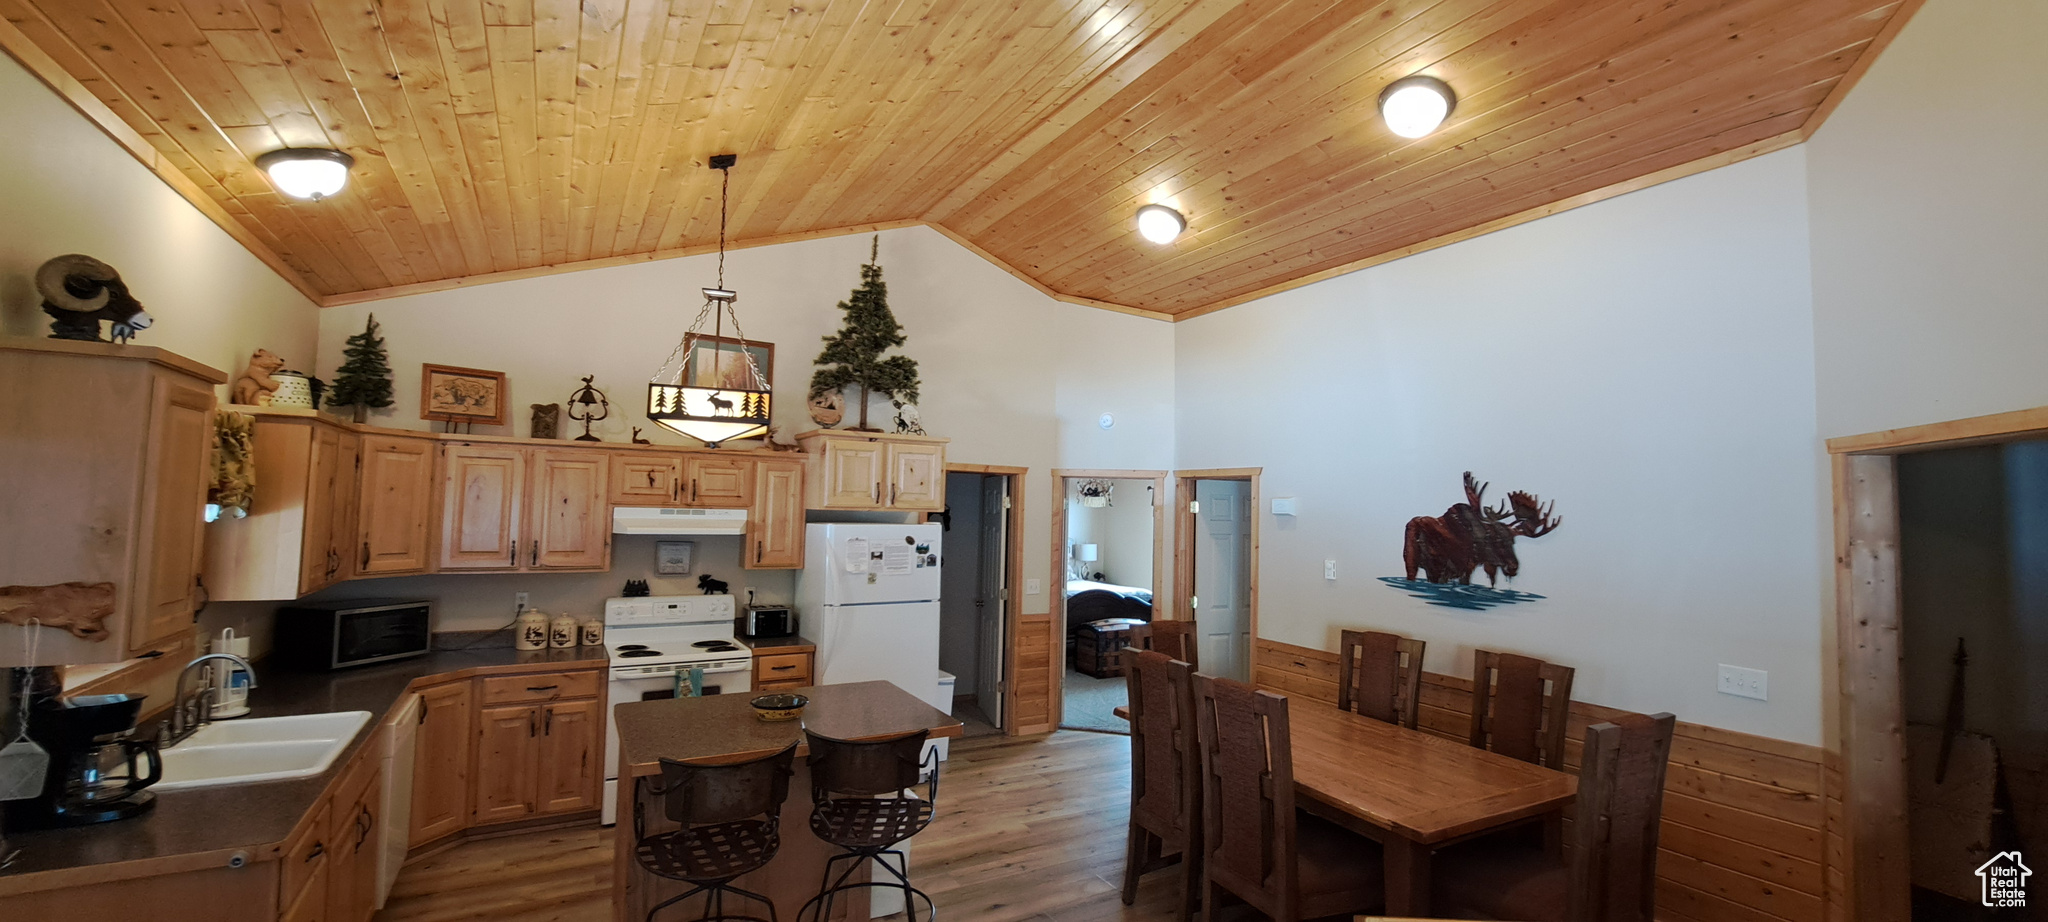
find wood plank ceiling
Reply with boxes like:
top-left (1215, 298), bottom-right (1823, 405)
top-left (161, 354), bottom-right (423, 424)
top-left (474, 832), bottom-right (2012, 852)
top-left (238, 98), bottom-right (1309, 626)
top-left (0, 0), bottom-right (1914, 318)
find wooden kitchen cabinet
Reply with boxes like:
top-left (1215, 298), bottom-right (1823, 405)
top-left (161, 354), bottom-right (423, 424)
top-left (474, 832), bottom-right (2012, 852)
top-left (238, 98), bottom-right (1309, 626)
top-left (528, 449), bottom-right (609, 569)
top-left (472, 681), bottom-right (604, 824)
top-left (325, 753), bottom-right (382, 922)
top-left (683, 455), bottom-right (752, 507)
top-left (797, 430), bottom-right (949, 512)
top-left (752, 649), bottom-right (816, 692)
top-left (746, 459), bottom-right (805, 569)
top-left (358, 434), bottom-right (436, 576)
top-left (609, 452), bottom-right (683, 504)
top-left (0, 340), bottom-right (226, 665)
top-left (204, 414), bottom-right (362, 601)
top-left (410, 679), bottom-right (474, 847)
top-left (437, 444), bottom-right (525, 570)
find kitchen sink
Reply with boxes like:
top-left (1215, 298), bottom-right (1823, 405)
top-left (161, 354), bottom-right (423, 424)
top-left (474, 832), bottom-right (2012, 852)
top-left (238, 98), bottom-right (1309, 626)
top-left (155, 711), bottom-right (372, 791)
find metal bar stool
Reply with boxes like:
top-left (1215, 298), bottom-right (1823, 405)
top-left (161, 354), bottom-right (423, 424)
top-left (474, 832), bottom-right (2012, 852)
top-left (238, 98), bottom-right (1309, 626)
top-left (634, 742), bottom-right (799, 922)
top-left (796, 729), bottom-right (939, 922)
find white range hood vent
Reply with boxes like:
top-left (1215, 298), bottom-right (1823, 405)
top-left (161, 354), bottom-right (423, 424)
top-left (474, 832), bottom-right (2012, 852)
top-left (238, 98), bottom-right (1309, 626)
top-left (612, 506), bottom-right (748, 535)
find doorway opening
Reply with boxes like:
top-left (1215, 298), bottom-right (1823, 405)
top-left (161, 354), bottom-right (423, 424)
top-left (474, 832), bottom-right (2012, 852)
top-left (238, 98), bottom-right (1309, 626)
top-left (1050, 470), bottom-right (1167, 734)
top-left (1175, 469), bottom-right (1260, 683)
top-left (936, 465), bottom-right (1023, 740)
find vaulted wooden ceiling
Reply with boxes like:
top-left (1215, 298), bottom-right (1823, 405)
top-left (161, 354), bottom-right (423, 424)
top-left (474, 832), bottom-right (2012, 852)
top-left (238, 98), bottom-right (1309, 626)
top-left (0, 0), bottom-right (1915, 318)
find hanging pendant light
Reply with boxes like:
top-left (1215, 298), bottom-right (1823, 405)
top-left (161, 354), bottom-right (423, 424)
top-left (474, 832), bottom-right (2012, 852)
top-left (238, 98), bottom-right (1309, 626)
top-left (647, 154), bottom-right (771, 448)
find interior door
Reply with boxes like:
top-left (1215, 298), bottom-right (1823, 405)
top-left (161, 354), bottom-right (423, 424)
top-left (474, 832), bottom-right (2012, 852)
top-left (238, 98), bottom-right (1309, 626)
top-left (1194, 480), bottom-right (1252, 681)
top-left (976, 475), bottom-right (1007, 726)
top-left (437, 445), bottom-right (525, 570)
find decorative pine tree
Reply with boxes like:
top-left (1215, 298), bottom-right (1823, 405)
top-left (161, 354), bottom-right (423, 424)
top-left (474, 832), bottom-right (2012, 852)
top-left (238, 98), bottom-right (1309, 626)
top-left (329, 313), bottom-right (394, 423)
top-left (810, 236), bottom-right (919, 431)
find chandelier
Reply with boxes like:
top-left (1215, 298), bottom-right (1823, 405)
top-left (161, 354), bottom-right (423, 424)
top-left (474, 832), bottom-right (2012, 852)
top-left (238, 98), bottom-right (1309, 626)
top-left (648, 154), bottom-right (770, 447)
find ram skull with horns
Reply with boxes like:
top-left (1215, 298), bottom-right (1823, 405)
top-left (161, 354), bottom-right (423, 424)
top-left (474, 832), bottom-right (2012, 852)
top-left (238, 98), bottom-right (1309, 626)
top-left (36, 254), bottom-right (151, 343)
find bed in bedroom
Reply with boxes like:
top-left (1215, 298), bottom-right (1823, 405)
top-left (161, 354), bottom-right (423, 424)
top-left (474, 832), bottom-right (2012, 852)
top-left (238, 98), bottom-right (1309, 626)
top-left (1064, 579), bottom-right (1155, 633)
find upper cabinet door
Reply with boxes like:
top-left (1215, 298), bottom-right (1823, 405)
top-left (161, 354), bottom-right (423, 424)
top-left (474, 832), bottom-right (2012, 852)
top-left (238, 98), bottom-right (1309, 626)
top-left (886, 442), bottom-right (944, 510)
top-left (438, 445), bottom-right (526, 570)
top-left (684, 456), bottom-right (752, 508)
top-left (609, 453), bottom-right (683, 505)
top-left (330, 432), bottom-right (361, 584)
top-left (132, 372), bottom-right (215, 653)
top-left (358, 435), bottom-right (436, 575)
top-left (748, 460), bottom-right (804, 569)
top-left (298, 425), bottom-right (346, 595)
top-left (819, 440), bottom-right (885, 509)
top-left (528, 450), bottom-right (609, 570)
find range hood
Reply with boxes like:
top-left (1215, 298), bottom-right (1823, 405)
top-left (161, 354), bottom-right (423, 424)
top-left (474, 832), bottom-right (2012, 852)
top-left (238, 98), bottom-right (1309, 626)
top-left (611, 507), bottom-right (748, 535)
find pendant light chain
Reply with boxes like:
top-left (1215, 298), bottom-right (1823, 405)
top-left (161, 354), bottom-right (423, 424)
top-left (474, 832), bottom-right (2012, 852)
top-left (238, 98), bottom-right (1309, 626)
top-left (650, 158), bottom-right (765, 391)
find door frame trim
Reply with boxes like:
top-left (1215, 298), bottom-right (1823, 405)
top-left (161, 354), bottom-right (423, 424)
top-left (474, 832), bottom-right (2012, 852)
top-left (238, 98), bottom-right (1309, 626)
top-left (1825, 403), bottom-right (2048, 922)
top-left (936, 463), bottom-right (1027, 735)
top-left (1050, 468), bottom-right (1170, 731)
top-left (1173, 469), bottom-right (1261, 680)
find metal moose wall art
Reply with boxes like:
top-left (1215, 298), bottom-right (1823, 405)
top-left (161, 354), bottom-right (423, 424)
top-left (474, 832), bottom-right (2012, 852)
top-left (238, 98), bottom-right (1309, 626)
top-left (1379, 471), bottom-right (1561, 610)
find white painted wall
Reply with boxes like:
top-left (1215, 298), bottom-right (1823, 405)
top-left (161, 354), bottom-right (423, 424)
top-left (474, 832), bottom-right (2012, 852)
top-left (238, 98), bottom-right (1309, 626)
top-left (1064, 479), bottom-right (1156, 588)
top-left (1175, 149), bottom-right (1826, 744)
top-left (315, 225), bottom-right (1178, 628)
top-left (0, 54), bottom-right (318, 382)
top-left (1807, 0), bottom-right (2048, 438)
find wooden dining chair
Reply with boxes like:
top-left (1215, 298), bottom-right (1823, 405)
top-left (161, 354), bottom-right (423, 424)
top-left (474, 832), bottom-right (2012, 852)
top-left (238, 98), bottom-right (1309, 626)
top-left (1431, 712), bottom-right (1678, 922)
top-left (1128, 619), bottom-right (1199, 668)
top-left (1121, 649), bottom-right (1203, 920)
top-left (1336, 630), bottom-right (1425, 728)
top-left (1192, 673), bottom-right (1383, 922)
top-left (1468, 650), bottom-right (1575, 769)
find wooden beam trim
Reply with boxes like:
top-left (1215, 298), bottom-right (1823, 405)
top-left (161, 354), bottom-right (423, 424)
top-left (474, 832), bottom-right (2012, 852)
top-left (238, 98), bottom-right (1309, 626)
top-left (1166, 127), bottom-right (1808, 321)
top-left (1825, 404), bottom-right (2048, 454)
top-left (1801, 0), bottom-right (1928, 137)
top-left (0, 11), bottom-right (323, 305)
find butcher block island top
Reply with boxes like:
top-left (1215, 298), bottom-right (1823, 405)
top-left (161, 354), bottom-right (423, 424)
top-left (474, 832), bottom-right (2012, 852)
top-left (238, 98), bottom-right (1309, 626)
top-left (611, 681), bottom-right (961, 922)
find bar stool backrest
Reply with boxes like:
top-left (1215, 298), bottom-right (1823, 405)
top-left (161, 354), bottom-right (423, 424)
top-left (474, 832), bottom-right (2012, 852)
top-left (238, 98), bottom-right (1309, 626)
top-left (806, 729), bottom-right (932, 798)
top-left (654, 741), bottom-right (797, 827)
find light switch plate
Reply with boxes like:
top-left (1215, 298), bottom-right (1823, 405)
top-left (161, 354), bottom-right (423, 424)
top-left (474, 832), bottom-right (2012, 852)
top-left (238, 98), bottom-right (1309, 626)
top-left (1717, 664), bottom-right (1768, 701)
top-left (1272, 497), bottom-right (1298, 516)
top-left (1025, 578), bottom-right (1042, 596)
top-left (1324, 559), bottom-right (1337, 580)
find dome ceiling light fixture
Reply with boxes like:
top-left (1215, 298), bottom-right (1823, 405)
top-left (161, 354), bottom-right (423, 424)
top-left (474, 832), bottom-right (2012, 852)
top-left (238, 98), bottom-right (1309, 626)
top-left (255, 148), bottom-right (356, 200)
top-left (1135, 203), bottom-right (1186, 244)
top-left (1379, 74), bottom-right (1456, 139)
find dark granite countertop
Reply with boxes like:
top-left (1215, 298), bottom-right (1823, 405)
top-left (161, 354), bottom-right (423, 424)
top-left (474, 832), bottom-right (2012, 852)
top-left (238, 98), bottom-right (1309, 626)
top-left (0, 640), bottom-right (604, 894)
top-left (738, 634), bottom-right (816, 654)
top-left (614, 680), bottom-right (960, 776)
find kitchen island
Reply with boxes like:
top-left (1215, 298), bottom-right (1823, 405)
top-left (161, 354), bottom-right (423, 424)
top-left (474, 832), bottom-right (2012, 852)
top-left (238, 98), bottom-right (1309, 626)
top-left (612, 680), bottom-right (962, 922)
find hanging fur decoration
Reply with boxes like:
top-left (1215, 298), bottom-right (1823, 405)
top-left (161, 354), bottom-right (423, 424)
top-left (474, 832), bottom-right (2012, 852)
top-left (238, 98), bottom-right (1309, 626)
top-left (209, 410), bottom-right (258, 519)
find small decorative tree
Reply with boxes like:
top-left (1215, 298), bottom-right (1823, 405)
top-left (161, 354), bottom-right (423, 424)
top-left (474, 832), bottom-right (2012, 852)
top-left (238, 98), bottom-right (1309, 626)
top-left (810, 236), bottom-right (919, 431)
top-left (329, 313), bottom-right (394, 423)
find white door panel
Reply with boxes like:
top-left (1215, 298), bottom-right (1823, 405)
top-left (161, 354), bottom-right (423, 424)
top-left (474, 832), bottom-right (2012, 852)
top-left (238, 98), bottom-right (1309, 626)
top-left (1194, 480), bottom-right (1251, 681)
top-left (976, 475), bottom-right (1007, 726)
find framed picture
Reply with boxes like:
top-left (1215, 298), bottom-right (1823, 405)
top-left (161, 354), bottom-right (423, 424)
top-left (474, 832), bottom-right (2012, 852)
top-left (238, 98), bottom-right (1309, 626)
top-left (420, 364), bottom-right (508, 426)
top-left (657, 541), bottom-right (695, 575)
top-left (683, 335), bottom-right (772, 390)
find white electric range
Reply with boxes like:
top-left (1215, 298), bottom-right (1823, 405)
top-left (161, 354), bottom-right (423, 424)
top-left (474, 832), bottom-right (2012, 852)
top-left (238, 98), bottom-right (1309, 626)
top-left (600, 594), bottom-right (753, 825)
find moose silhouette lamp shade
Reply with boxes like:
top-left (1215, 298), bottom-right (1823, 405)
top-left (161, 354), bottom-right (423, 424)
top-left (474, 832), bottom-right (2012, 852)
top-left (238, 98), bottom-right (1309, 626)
top-left (647, 152), bottom-right (771, 448)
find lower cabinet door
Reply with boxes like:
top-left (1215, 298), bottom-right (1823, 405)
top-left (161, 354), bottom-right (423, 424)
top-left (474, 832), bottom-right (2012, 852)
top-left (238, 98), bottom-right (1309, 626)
top-left (473, 704), bottom-right (540, 824)
top-left (283, 861), bottom-right (329, 922)
top-left (410, 682), bottom-right (473, 847)
top-left (536, 698), bottom-right (601, 815)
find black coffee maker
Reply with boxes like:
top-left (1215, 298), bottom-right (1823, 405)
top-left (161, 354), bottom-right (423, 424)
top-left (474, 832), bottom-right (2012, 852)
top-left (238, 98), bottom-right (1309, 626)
top-left (7, 692), bottom-right (161, 830)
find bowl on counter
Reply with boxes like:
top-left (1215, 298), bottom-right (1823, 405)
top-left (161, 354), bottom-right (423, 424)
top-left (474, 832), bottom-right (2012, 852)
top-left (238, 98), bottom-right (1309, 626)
top-left (750, 693), bottom-right (808, 722)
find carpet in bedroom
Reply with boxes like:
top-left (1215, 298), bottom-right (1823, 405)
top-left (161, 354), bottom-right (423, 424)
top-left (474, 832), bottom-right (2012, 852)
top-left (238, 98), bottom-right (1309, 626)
top-left (1060, 668), bottom-right (1129, 735)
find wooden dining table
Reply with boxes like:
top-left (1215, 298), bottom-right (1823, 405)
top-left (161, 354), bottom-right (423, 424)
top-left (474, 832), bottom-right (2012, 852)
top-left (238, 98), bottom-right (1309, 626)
top-left (1116, 699), bottom-right (1578, 916)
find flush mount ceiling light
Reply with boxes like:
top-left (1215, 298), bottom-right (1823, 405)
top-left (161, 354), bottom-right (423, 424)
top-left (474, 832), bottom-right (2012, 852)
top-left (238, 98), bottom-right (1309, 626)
top-left (647, 153), bottom-right (772, 448)
top-left (1135, 204), bottom-right (1186, 244)
top-left (255, 148), bottom-right (355, 200)
top-left (1379, 75), bottom-right (1456, 139)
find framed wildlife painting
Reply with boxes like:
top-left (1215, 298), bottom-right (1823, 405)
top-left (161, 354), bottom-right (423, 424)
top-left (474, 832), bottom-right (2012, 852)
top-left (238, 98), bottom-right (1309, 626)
top-left (420, 364), bottom-right (508, 426)
top-left (683, 335), bottom-right (773, 390)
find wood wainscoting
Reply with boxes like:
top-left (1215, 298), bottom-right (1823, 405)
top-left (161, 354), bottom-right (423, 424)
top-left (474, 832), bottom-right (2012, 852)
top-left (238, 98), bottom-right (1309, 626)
top-left (1009, 613), bottom-right (1056, 735)
top-left (1254, 639), bottom-right (1830, 922)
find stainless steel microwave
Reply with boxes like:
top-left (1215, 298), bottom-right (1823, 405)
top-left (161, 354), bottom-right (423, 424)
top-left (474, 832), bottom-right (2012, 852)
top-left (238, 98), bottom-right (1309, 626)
top-left (276, 600), bottom-right (432, 670)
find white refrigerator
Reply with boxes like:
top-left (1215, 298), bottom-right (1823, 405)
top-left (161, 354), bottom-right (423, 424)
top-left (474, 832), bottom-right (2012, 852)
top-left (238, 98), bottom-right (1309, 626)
top-left (796, 522), bottom-right (946, 713)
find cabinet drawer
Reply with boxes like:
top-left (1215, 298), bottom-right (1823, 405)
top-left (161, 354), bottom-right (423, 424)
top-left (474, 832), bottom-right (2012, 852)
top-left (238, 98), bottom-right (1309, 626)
top-left (753, 653), bottom-right (811, 682)
top-left (757, 678), bottom-right (808, 693)
top-left (281, 799), bottom-right (332, 912)
top-left (478, 670), bottom-right (601, 705)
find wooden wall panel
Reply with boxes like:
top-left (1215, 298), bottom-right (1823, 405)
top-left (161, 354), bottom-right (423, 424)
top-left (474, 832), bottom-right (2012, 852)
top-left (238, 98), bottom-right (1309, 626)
top-left (1254, 638), bottom-right (1827, 922)
top-left (1009, 613), bottom-right (1055, 736)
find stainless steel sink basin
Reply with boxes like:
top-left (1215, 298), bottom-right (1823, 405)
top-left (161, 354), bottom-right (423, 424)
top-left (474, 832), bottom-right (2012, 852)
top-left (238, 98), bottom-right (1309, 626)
top-left (155, 711), bottom-right (371, 791)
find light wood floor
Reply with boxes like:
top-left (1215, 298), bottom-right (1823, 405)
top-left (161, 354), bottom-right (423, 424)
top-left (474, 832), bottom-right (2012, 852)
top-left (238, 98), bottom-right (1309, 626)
top-left (376, 730), bottom-right (1224, 922)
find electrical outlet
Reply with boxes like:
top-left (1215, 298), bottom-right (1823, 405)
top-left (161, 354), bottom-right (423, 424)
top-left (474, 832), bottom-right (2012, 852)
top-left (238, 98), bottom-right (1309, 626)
top-left (1717, 664), bottom-right (1768, 701)
top-left (1324, 559), bottom-right (1337, 580)
top-left (515, 590), bottom-right (530, 612)
top-left (1025, 578), bottom-right (1042, 596)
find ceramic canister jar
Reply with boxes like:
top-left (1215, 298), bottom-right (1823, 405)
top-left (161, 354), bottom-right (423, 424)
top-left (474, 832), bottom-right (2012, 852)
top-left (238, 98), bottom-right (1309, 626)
top-left (550, 613), bottom-right (579, 648)
top-left (580, 618), bottom-right (604, 647)
top-left (516, 610), bottom-right (549, 651)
